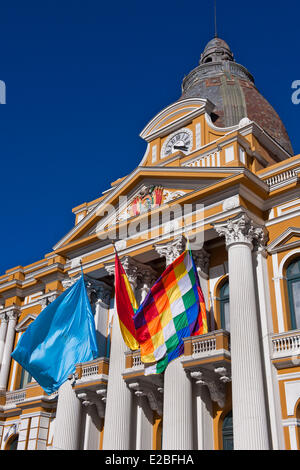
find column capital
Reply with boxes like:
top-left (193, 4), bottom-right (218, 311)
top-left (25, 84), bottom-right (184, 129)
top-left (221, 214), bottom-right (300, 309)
top-left (105, 256), bottom-right (156, 291)
top-left (62, 274), bottom-right (112, 306)
top-left (0, 312), bottom-right (8, 323)
top-left (61, 274), bottom-right (80, 290)
top-left (39, 291), bottom-right (61, 311)
top-left (213, 212), bottom-right (268, 250)
top-left (85, 279), bottom-right (112, 306)
top-left (154, 235), bottom-right (186, 266)
top-left (4, 307), bottom-right (20, 321)
top-left (192, 248), bottom-right (210, 278)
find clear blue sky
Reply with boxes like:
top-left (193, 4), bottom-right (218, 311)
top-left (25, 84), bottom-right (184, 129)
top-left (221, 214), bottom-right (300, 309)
top-left (0, 0), bottom-right (299, 274)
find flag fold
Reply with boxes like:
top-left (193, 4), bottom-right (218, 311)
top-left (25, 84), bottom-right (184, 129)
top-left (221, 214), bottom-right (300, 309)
top-left (133, 247), bottom-right (207, 375)
top-left (11, 275), bottom-right (99, 394)
top-left (114, 252), bottom-right (139, 350)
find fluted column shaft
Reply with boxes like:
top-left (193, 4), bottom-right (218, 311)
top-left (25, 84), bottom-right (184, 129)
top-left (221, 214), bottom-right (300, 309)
top-left (155, 235), bottom-right (194, 450)
top-left (0, 309), bottom-right (18, 390)
top-left (214, 213), bottom-right (270, 450)
top-left (162, 358), bottom-right (193, 449)
top-left (52, 378), bottom-right (82, 450)
top-left (0, 313), bottom-right (8, 367)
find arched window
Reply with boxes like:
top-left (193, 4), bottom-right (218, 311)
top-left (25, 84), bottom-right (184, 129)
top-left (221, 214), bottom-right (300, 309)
top-left (5, 434), bottom-right (19, 450)
top-left (287, 258), bottom-right (300, 330)
top-left (219, 281), bottom-right (230, 331)
top-left (222, 411), bottom-right (233, 450)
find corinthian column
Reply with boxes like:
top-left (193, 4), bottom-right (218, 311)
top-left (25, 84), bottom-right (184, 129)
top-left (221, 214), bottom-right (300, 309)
top-left (154, 236), bottom-right (194, 450)
top-left (214, 212), bottom-right (270, 450)
top-left (0, 308), bottom-right (19, 391)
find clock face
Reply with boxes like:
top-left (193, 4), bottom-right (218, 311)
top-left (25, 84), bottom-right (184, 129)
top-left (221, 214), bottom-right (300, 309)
top-left (162, 130), bottom-right (193, 158)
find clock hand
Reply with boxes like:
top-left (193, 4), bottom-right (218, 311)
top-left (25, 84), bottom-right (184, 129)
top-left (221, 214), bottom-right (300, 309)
top-left (173, 145), bottom-right (188, 151)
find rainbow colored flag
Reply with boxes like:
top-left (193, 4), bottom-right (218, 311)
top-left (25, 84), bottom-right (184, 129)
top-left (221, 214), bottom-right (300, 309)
top-left (114, 252), bottom-right (139, 350)
top-left (133, 247), bottom-right (207, 375)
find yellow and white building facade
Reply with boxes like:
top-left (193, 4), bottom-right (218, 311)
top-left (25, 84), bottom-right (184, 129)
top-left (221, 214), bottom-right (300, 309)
top-left (0, 37), bottom-right (299, 451)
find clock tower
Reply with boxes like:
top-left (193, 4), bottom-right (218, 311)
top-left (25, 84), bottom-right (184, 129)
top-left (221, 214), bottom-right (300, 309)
top-left (139, 36), bottom-right (293, 169)
top-left (0, 36), bottom-right (299, 451)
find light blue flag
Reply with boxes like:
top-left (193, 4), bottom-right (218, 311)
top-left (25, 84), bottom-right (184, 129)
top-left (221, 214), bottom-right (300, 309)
top-left (11, 275), bottom-right (99, 395)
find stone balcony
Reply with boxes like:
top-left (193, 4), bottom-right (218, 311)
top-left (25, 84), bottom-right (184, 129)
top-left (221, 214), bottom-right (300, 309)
top-left (1, 383), bottom-right (58, 417)
top-left (0, 357), bottom-right (110, 419)
top-left (122, 330), bottom-right (231, 410)
top-left (181, 329), bottom-right (231, 369)
top-left (181, 330), bottom-right (231, 408)
top-left (74, 357), bottom-right (109, 418)
top-left (271, 330), bottom-right (300, 369)
top-left (123, 350), bottom-right (164, 417)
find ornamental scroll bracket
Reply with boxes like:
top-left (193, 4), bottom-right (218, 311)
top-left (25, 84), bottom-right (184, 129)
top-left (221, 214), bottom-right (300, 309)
top-left (189, 367), bottom-right (231, 409)
top-left (76, 388), bottom-right (107, 419)
top-left (126, 376), bottom-right (164, 417)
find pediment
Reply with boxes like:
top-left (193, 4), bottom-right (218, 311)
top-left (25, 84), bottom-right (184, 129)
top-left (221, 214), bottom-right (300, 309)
top-left (267, 227), bottom-right (300, 254)
top-left (16, 313), bottom-right (37, 332)
top-left (53, 166), bottom-right (241, 252)
top-left (87, 184), bottom-right (191, 237)
top-left (140, 98), bottom-right (215, 142)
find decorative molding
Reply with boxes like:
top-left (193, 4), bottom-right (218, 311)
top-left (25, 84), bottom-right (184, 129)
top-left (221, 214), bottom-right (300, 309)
top-left (222, 195), bottom-right (240, 212)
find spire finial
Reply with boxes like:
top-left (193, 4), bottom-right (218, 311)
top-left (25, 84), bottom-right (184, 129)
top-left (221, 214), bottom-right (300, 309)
top-left (214, 0), bottom-right (218, 38)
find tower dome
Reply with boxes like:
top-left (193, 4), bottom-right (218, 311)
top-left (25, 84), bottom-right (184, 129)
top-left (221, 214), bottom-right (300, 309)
top-left (180, 38), bottom-right (293, 155)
